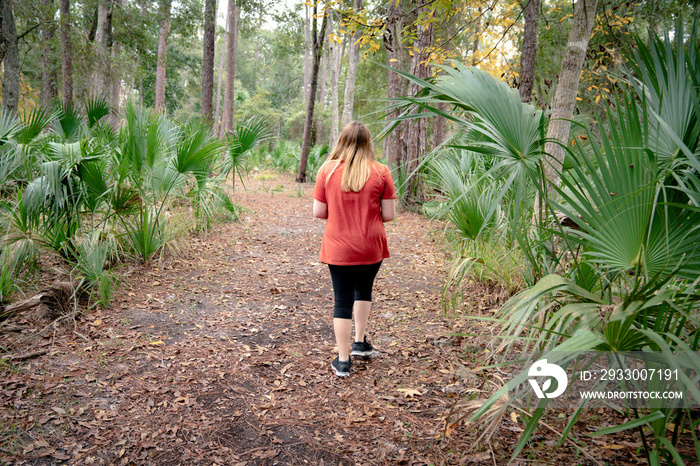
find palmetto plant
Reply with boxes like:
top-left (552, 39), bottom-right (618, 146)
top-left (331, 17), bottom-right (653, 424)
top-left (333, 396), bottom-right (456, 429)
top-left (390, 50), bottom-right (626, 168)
top-left (115, 105), bottom-right (224, 262)
top-left (222, 115), bottom-right (271, 193)
top-left (305, 144), bottom-right (329, 181)
top-left (389, 26), bottom-right (700, 465)
top-left (0, 102), bottom-right (229, 304)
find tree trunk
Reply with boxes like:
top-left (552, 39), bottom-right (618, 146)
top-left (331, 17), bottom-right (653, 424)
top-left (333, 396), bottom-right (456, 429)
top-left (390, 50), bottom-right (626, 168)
top-left (543, 0), bottom-right (597, 188)
top-left (110, 0), bottom-right (122, 113)
top-left (60, 0), bottom-right (73, 108)
top-left (341, 0), bottom-right (361, 127)
top-left (201, 0), bottom-right (216, 122)
top-left (220, 0), bottom-right (239, 138)
top-left (154, 0), bottom-right (172, 113)
top-left (1, 0), bottom-right (19, 116)
top-left (41, 0), bottom-right (57, 107)
top-left (519, 0), bottom-right (539, 103)
top-left (316, 14), bottom-right (328, 146)
top-left (94, 0), bottom-right (112, 98)
top-left (433, 102), bottom-right (448, 148)
top-left (296, 7), bottom-right (327, 183)
top-left (252, 5), bottom-right (262, 90)
top-left (383, 0), bottom-right (404, 173)
top-left (329, 12), bottom-right (340, 148)
top-left (404, 3), bottom-right (433, 204)
top-left (213, 29), bottom-right (226, 135)
top-left (319, 12), bottom-right (328, 107)
top-left (303, 4), bottom-right (310, 104)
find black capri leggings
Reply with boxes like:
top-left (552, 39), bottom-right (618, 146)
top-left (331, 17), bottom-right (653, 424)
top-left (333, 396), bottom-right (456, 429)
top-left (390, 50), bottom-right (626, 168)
top-left (328, 261), bottom-right (382, 319)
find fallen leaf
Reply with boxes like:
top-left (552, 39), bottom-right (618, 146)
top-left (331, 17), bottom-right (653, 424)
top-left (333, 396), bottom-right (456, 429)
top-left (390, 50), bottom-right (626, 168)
top-left (397, 388), bottom-right (422, 398)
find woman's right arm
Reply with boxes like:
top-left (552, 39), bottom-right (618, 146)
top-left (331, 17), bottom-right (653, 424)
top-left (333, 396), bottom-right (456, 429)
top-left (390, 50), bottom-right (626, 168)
top-left (313, 199), bottom-right (328, 219)
top-left (381, 198), bottom-right (396, 222)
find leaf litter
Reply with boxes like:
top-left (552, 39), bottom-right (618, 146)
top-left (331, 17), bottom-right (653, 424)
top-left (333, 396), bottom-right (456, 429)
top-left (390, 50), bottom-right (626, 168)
top-left (0, 174), bottom-right (665, 465)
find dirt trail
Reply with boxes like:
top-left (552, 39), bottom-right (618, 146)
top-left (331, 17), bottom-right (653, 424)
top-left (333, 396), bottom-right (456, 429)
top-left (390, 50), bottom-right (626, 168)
top-left (1, 174), bottom-right (484, 465)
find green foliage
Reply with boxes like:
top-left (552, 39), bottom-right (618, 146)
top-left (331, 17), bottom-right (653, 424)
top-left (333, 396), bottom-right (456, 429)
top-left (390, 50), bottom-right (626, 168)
top-left (394, 23), bottom-right (700, 464)
top-left (0, 98), bottom-right (237, 309)
top-left (305, 144), bottom-right (329, 181)
top-left (85, 98), bottom-right (111, 129)
top-left (265, 140), bottom-right (300, 174)
top-left (223, 116), bottom-right (272, 192)
top-left (73, 233), bottom-right (113, 308)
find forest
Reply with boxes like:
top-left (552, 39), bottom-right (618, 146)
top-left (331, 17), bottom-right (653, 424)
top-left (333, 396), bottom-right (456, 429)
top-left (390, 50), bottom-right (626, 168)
top-left (1, 0), bottom-right (700, 463)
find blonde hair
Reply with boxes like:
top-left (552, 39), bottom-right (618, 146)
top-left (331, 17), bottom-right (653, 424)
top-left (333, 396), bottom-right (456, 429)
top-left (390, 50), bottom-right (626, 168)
top-left (323, 121), bottom-right (377, 192)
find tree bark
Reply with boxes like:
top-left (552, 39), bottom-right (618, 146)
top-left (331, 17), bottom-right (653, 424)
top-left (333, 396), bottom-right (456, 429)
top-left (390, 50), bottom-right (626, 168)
top-left (110, 0), bottom-right (122, 113)
top-left (317, 13), bottom-right (328, 145)
top-left (252, 5), bottom-right (262, 90)
top-left (94, 0), bottom-right (113, 98)
top-left (296, 7), bottom-right (327, 183)
top-left (59, 0), bottom-right (72, 106)
top-left (319, 16), bottom-right (328, 106)
top-left (329, 12), bottom-right (340, 148)
top-left (220, 0), bottom-right (239, 138)
top-left (1, 0), bottom-right (19, 116)
top-left (214, 29), bottom-right (226, 135)
top-left (303, 4), bottom-right (310, 104)
top-left (383, 0), bottom-right (404, 173)
top-left (154, 0), bottom-right (172, 113)
top-left (41, 0), bottom-right (58, 107)
top-left (201, 0), bottom-right (216, 122)
top-left (519, 0), bottom-right (539, 103)
top-left (404, 3), bottom-right (433, 204)
top-left (543, 0), bottom-right (597, 188)
top-left (341, 0), bottom-right (361, 128)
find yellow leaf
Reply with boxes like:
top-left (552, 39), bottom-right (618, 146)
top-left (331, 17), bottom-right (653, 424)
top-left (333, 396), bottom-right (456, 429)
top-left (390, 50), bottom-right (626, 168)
top-left (595, 95), bottom-right (601, 103)
top-left (93, 319), bottom-right (103, 326)
top-left (149, 340), bottom-right (165, 346)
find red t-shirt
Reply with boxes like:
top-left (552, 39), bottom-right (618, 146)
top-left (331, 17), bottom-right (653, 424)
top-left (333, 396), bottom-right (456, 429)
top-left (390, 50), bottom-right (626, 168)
top-left (312, 161), bottom-right (397, 265)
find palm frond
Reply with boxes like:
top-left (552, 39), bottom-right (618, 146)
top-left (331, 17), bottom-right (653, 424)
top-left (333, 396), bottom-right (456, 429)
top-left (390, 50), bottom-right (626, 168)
top-left (85, 97), bottom-right (111, 128)
top-left (16, 107), bottom-right (55, 145)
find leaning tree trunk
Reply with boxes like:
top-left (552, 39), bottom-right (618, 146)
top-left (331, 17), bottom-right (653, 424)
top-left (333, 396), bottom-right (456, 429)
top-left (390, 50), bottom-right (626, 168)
top-left (296, 7), bottom-right (328, 183)
top-left (1, 0), bottom-right (19, 116)
top-left (519, 0), bottom-right (539, 103)
top-left (220, 0), bottom-right (239, 138)
top-left (341, 0), bottom-right (362, 127)
top-left (543, 0), bottom-right (597, 189)
top-left (383, 0), bottom-right (404, 173)
top-left (154, 0), bottom-right (172, 112)
top-left (59, 0), bottom-right (73, 106)
top-left (201, 0), bottom-right (216, 122)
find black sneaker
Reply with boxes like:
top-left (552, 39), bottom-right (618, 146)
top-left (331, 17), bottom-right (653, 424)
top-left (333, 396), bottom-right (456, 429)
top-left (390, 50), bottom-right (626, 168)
top-left (351, 337), bottom-right (373, 357)
top-left (331, 357), bottom-right (350, 377)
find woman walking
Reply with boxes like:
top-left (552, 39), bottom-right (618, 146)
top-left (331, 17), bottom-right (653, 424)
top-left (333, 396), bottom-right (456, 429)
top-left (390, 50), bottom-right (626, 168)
top-left (312, 121), bottom-right (396, 377)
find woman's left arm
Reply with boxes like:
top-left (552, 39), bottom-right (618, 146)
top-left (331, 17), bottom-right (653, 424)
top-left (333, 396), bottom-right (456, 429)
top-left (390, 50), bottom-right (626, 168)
top-left (381, 198), bottom-right (396, 222)
top-left (313, 199), bottom-right (328, 219)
